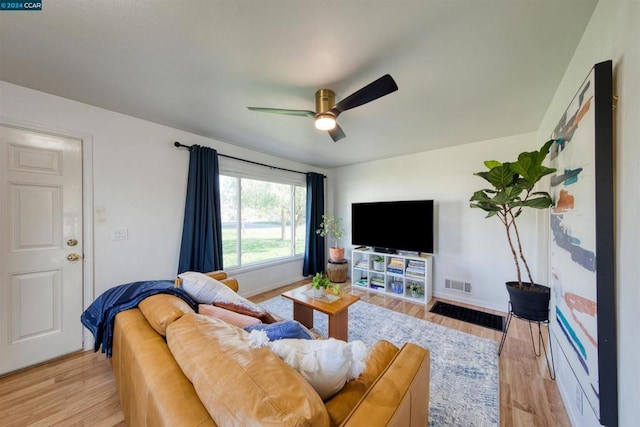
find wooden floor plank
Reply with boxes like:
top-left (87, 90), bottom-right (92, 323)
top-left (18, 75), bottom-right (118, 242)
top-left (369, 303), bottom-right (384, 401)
top-left (0, 279), bottom-right (569, 426)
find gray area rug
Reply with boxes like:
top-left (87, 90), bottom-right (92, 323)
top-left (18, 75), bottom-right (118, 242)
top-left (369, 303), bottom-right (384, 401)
top-left (259, 296), bottom-right (499, 427)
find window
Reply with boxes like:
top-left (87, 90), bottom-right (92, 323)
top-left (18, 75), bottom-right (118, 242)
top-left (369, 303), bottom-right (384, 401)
top-left (220, 174), bottom-right (306, 269)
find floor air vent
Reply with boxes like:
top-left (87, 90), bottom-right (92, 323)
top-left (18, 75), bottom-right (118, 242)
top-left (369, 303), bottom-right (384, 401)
top-left (445, 278), bottom-right (472, 294)
top-left (430, 301), bottom-right (504, 331)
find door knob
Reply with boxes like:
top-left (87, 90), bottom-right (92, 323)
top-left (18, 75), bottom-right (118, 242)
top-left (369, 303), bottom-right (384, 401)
top-left (67, 253), bottom-right (81, 261)
top-left (67, 239), bottom-right (78, 246)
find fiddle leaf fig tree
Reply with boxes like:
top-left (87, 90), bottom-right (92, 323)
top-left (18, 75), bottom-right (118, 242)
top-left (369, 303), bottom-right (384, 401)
top-left (470, 139), bottom-right (556, 288)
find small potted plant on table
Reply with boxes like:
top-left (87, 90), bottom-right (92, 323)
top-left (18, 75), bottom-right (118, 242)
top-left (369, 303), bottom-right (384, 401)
top-left (311, 272), bottom-right (341, 298)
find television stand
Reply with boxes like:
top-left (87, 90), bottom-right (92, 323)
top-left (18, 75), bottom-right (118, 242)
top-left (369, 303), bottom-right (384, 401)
top-left (351, 249), bottom-right (433, 304)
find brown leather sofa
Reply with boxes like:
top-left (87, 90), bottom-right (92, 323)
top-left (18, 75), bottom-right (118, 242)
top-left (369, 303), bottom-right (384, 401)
top-left (111, 271), bottom-right (430, 426)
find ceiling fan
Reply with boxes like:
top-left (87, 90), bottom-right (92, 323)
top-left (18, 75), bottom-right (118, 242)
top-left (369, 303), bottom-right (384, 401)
top-left (247, 74), bottom-right (398, 142)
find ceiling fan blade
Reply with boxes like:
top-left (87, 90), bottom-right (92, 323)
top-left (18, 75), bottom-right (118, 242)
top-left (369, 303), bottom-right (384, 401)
top-left (330, 74), bottom-right (398, 116)
top-left (247, 107), bottom-right (315, 118)
top-left (328, 124), bottom-right (346, 142)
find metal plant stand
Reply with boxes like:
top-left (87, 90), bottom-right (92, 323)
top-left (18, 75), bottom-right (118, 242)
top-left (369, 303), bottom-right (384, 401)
top-left (499, 301), bottom-right (556, 380)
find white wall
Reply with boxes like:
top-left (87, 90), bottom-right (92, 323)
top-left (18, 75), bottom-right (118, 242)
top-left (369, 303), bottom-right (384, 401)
top-left (330, 132), bottom-right (541, 312)
top-left (0, 81), bottom-right (325, 301)
top-left (537, 1), bottom-right (640, 426)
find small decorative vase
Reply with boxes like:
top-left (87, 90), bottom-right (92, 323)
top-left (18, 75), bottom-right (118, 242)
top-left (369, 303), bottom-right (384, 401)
top-left (313, 287), bottom-right (325, 298)
top-left (411, 290), bottom-right (420, 298)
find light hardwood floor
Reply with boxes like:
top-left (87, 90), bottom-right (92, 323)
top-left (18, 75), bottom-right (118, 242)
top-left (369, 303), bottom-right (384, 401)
top-left (0, 280), bottom-right (570, 426)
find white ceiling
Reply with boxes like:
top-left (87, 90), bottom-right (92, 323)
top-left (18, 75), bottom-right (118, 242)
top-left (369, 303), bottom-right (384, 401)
top-left (0, 1), bottom-right (597, 168)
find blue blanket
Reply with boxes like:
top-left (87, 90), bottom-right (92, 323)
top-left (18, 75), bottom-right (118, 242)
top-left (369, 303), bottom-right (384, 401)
top-left (81, 280), bottom-right (198, 358)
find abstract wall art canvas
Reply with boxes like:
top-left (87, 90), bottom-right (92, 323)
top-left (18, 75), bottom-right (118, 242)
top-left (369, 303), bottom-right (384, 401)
top-left (549, 60), bottom-right (617, 426)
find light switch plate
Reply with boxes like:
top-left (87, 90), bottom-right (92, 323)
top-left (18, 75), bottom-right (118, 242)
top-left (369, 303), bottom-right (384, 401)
top-left (112, 227), bottom-right (128, 240)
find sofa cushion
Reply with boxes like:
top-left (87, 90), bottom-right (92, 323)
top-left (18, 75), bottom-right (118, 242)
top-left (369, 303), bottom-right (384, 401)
top-left (138, 294), bottom-right (194, 336)
top-left (198, 304), bottom-right (262, 328)
top-left (267, 338), bottom-right (368, 400)
top-left (178, 271), bottom-right (275, 323)
top-left (166, 313), bottom-right (330, 426)
top-left (325, 340), bottom-right (399, 425)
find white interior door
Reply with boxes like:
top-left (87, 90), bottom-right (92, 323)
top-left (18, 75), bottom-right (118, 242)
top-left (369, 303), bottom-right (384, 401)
top-left (0, 125), bottom-right (83, 375)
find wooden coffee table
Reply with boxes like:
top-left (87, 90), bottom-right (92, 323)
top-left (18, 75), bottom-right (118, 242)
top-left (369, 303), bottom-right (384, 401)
top-left (281, 284), bottom-right (360, 341)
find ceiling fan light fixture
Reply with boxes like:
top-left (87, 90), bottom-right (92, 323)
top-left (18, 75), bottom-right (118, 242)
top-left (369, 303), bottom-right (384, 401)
top-left (247, 75), bottom-right (397, 141)
top-left (314, 113), bottom-right (336, 130)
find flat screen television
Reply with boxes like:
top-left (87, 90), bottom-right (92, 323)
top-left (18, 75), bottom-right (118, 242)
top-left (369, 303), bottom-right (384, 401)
top-left (351, 200), bottom-right (434, 254)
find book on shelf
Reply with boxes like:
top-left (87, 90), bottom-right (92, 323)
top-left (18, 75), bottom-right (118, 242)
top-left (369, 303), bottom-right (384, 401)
top-left (407, 260), bottom-right (425, 268)
top-left (355, 260), bottom-right (369, 269)
top-left (370, 278), bottom-right (385, 286)
top-left (388, 257), bottom-right (405, 268)
top-left (405, 259), bottom-right (425, 278)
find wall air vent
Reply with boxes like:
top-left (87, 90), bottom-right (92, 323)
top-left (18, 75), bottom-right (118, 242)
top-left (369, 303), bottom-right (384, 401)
top-left (445, 278), bottom-right (472, 294)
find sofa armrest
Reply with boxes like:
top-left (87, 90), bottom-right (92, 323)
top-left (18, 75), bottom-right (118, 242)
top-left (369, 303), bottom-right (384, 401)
top-left (341, 343), bottom-right (430, 427)
top-left (205, 270), bottom-right (228, 281)
top-left (219, 277), bottom-right (238, 292)
top-left (112, 309), bottom-right (216, 426)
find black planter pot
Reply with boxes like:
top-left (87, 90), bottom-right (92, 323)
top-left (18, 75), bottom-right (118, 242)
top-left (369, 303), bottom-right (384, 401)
top-left (505, 282), bottom-right (551, 322)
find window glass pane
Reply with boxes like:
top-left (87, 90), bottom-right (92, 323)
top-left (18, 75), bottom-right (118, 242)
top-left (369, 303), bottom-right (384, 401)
top-left (220, 174), bottom-right (306, 268)
top-left (294, 185), bottom-right (306, 255)
top-left (220, 175), bottom-right (239, 268)
top-left (240, 178), bottom-right (292, 264)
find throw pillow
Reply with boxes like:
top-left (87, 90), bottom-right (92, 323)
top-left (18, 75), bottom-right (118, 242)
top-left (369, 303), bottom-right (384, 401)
top-left (255, 337), bottom-right (367, 400)
top-left (244, 320), bottom-right (314, 341)
top-left (198, 304), bottom-right (262, 328)
top-left (178, 271), bottom-right (233, 303)
top-left (178, 271), bottom-right (275, 323)
top-left (213, 301), bottom-right (276, 324)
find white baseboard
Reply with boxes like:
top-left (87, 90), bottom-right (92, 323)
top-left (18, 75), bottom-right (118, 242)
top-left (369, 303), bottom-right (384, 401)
top-left (433, 289), bottom-right (507, 313)
top-left (241, 275), bottom-right (307, 298)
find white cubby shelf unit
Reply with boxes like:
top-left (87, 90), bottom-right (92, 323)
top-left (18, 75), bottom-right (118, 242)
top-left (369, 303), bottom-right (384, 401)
top-left (351, 248), bottom-right (433, 304)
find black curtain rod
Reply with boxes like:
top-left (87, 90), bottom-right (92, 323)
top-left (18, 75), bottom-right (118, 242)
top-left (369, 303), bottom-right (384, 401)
top-left (173, 141), bottom-right (325, 178)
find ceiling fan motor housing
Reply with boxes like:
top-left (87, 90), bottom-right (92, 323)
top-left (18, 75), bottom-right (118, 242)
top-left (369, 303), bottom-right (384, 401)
top-left (315, 89), bottom-right (335, 115)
